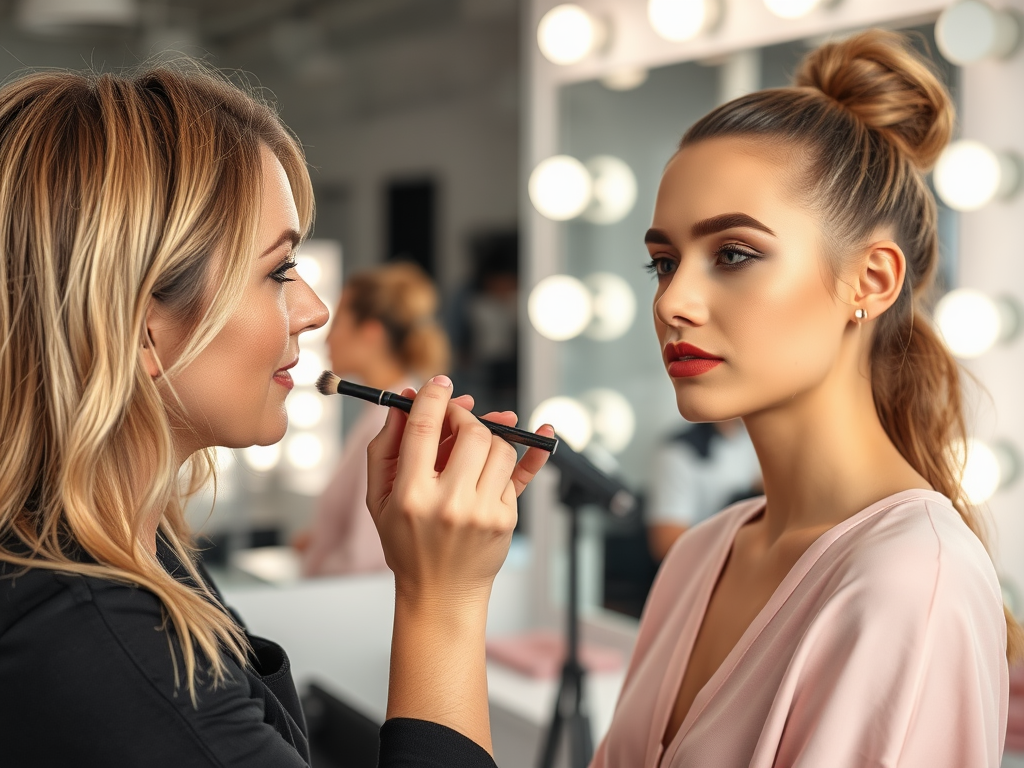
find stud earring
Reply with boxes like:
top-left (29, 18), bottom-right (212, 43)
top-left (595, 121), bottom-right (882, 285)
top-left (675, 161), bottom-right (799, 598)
top-left (854, 308), bottom-right (867, 320)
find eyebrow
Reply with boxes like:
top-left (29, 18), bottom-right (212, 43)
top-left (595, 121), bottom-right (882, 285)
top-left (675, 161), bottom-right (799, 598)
top-left (259, 229), bottom-right (302, 259)
top-left (644, 212), bottom-right (776, 246)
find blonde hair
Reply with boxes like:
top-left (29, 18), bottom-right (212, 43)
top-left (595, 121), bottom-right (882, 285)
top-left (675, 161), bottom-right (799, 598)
top-left (683, 29), bottom-right (1023, 661)
top-left (346, 261), bottom-right (451, 379)
top-left (0, 61), bottom-right (314, 700)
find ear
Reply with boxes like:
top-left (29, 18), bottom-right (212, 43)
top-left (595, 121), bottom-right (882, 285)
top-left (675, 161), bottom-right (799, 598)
top-left (850, 239), bottom-right (906, 322)
top-left (139, 299), bottom-right (169, 379)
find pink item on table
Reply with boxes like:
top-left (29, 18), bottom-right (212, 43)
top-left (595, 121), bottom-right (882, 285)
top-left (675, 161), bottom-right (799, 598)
top-left (486, 629), bottom-right (624, 679)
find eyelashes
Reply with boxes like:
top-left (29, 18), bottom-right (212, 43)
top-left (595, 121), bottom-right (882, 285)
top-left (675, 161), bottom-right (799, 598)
top-left (270, 258), bottom-right (298, 284)
top-left (644, 244), bottom-right (762, 278)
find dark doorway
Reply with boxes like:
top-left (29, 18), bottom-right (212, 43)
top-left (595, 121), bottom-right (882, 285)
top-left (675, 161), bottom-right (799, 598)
top-left (385, 178), bottom-right (436, 277)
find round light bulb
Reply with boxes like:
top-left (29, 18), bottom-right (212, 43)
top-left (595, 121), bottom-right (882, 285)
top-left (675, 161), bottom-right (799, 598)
top-left (537, 4), bottom-right (604, 66)
top-left (286, 433), bottom-right (324, 470)
top-left (933, 140), bottom-right (1020, 211)
top-left (960, 439), bottom-right (1001, 504)
top-left (935, 0), bottom-right (1021, 66)
top-left (601, 67), bottom-right (649, 91)
top-left (286, 391), bottom-right (325, 429)
top-left (529, 396), bottom-right (592, 451)
top-left (935, 289), bottom-right (1001, 358)
top-left (584, 272), bottom-right (636, 341)
top-left (294, 255), bottom-right (322, 287)
top-left (583, 156), bottom-right (638, 225)
top-left (528, 275), bottom-right (593, 341)
top-left (529, 155), bottom-right (592, 221)
top-left (581, 388), bottom-right (636, 454)
top-left (764, 0), bottom-right (826, 20)
top-left (647, 0), bottom-right (720, 42)
top-left (243, 443), bottom-right (282, 472)
top-left (291, 350), bottom-right (325, 387)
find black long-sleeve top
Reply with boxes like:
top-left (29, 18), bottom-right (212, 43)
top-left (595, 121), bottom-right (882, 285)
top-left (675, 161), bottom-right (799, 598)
top-left (0, 538), bottom-right (498, 768)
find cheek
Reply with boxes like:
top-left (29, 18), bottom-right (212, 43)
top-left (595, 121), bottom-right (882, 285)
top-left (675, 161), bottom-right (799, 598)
top-left (726, 262), bottom-right (842, 385)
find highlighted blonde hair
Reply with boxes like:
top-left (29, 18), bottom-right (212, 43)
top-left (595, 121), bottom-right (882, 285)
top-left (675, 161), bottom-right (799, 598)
top-left (683, 29), bottom-right (1022, 661)
top-left (0, 62), bottom-right (313, 700)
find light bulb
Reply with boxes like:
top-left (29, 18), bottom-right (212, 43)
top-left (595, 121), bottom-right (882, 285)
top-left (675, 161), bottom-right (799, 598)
top-left (294, 255), bottom-right (322, 287)
top-left (16, 0), bottom-right (139, 34)
top-left (935, 289), bottom-right (1020, 359)
top-left (647, 0), bottom-right (720, 42)
top-left (243, 443), bottom-right (282, 472)
top-left (956, 438), bottom-right (1019, 504)
top-left (537, 4), bottom-right (606, 66)
top-left (286, 433), bottom-right (324, 470)
top-left (529, 396), bottom-right (592, 451)
top-left (935, 0), bottom-right (1021, 66)
top-left (528, 275), bottom-right (593, 341)
top-left (529, 155), bottom-right (592, 221)
top-left (583, 156), bottom-right (638, 225)
top-left (764, 0), bottom-right (829, 20)
top-left (292, 351), bottom-right (325, 387)
top-left (581, 388), bottom-right (636, 454)
top-left (286, 391), bottom-right (325, 429)
top-left (933, 140), bottom-right (1021, 211)
top-left (584, 272), bottom-right (636, 341)
top-left (601, 67), bottom-right (649, 91)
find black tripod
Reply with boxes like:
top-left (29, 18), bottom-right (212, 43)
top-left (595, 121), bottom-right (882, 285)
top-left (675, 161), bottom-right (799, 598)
top-left (537, 482), bottom-right (595, 768)
top-left (537, 437), bottom-right (638, 768)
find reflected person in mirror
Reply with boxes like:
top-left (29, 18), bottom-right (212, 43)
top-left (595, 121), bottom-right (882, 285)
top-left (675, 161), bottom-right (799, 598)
top-left (294, 261), bottom-right (451, 577)
top-left (594, 30), bottom-right (1017, 768)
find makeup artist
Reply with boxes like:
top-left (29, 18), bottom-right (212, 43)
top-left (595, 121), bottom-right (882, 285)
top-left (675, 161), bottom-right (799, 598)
top-left (295, 261), bottom-right (451, 577)
top-left (0, 64), bottom-right (553, 767)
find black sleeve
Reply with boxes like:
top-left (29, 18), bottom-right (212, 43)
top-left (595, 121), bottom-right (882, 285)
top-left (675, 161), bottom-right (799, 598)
top-left (0, 572), bottom-right (308, 768)
top-left (379, 719), bottom-right (499, 768)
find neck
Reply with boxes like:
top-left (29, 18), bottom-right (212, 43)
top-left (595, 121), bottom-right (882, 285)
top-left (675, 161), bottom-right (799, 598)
top-left (743, 341), bottom-right (930, 544)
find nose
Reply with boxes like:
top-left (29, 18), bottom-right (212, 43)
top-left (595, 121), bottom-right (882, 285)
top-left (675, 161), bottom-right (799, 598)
top-left (654, 262), bottom-right (709, 329)
top-left (290, 278), bottom-right (330, 337)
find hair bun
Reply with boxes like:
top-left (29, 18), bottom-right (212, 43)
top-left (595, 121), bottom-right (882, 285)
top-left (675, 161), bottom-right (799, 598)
top-left (795, 29), bottom-right (954, 171)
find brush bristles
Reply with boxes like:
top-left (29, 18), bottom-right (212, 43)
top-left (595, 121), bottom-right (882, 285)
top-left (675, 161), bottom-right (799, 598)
top-left (315, 370), bottom-right (341, 396)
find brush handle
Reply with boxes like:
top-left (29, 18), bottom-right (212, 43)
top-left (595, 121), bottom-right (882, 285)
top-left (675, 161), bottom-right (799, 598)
top-left (378, 391), bottom-right (558, 453)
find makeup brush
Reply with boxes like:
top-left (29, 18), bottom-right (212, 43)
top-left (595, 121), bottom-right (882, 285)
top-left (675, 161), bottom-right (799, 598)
top-left (316, 371), bottom-right (559, 454)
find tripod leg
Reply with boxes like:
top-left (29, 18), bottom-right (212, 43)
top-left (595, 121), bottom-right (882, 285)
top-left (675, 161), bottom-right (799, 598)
top-left (537, 671), bottom-right (569, 768)
top-left (568, 663), bottom-right (593, 768)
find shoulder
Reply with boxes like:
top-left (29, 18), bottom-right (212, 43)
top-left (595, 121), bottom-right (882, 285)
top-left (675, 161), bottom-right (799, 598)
top-left (824, 492), bottom-right (1003, 634)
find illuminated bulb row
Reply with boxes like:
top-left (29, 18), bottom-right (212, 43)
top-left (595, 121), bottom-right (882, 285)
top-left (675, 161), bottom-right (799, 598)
top-left (528, 272), bottom-right (637, 341)
top-left (242, 432), bottom-right (324, 473)
top-left (528, 389), bottom-right (636, 454)
top-left (537, 0), bottom-right (837, 67)
top-left (529, 155), bottom-right (637, 223)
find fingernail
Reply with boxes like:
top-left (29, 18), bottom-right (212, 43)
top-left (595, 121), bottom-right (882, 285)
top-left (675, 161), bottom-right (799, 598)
top-left (430, 374), bottom-right (453, 388)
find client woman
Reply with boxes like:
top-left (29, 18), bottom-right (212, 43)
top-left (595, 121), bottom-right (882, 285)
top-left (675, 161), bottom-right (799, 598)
top-left (0, 64), bottom-right (551, 766)
top-left (297, 261), bottom-right (451, 576)
top-left (594, 30), bottom-right (1018, 767)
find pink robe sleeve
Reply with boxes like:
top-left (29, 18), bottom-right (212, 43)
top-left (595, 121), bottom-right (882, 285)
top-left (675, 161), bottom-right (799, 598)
top-left (766, 516), bottom-right (1008, 768)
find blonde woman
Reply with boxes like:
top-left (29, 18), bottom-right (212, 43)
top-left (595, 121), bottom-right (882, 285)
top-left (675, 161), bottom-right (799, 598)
top-left (594, 31), bottom-right (1017, 767)
top-left (0, 64), bottom-right (551, 767)
top-left (297, 261), bottom-right (452, 576)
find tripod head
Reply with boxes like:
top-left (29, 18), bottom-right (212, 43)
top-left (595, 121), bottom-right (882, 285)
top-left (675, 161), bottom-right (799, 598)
top-left (548, 436), bottom-right (637, 516)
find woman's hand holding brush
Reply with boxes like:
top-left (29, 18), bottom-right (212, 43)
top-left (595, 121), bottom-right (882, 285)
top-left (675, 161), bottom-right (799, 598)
top-left (365, 374), bottom-right (554, 755)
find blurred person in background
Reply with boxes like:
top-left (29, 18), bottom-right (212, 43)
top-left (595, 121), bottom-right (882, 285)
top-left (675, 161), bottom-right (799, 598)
top-left (295, 261), bottom-right (451, 577)
top-left (646, 418), bottom-right (762, 563)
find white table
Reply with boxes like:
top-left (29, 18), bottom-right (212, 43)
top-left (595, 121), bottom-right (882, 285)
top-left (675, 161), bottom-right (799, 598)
top-left (219, 550), bottom-right (625, 768)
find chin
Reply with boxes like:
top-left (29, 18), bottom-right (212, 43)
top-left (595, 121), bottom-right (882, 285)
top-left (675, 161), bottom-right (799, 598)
top-left (672, 384), bottom-right (747, 423)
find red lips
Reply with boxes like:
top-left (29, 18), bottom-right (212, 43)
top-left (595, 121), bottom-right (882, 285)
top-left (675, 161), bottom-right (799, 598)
top-left (664, 342), bottom-right (723, 378)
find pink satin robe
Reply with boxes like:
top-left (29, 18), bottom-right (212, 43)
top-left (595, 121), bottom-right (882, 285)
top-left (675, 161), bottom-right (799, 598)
top-left (593, 490), bottom-right (1008, 767)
